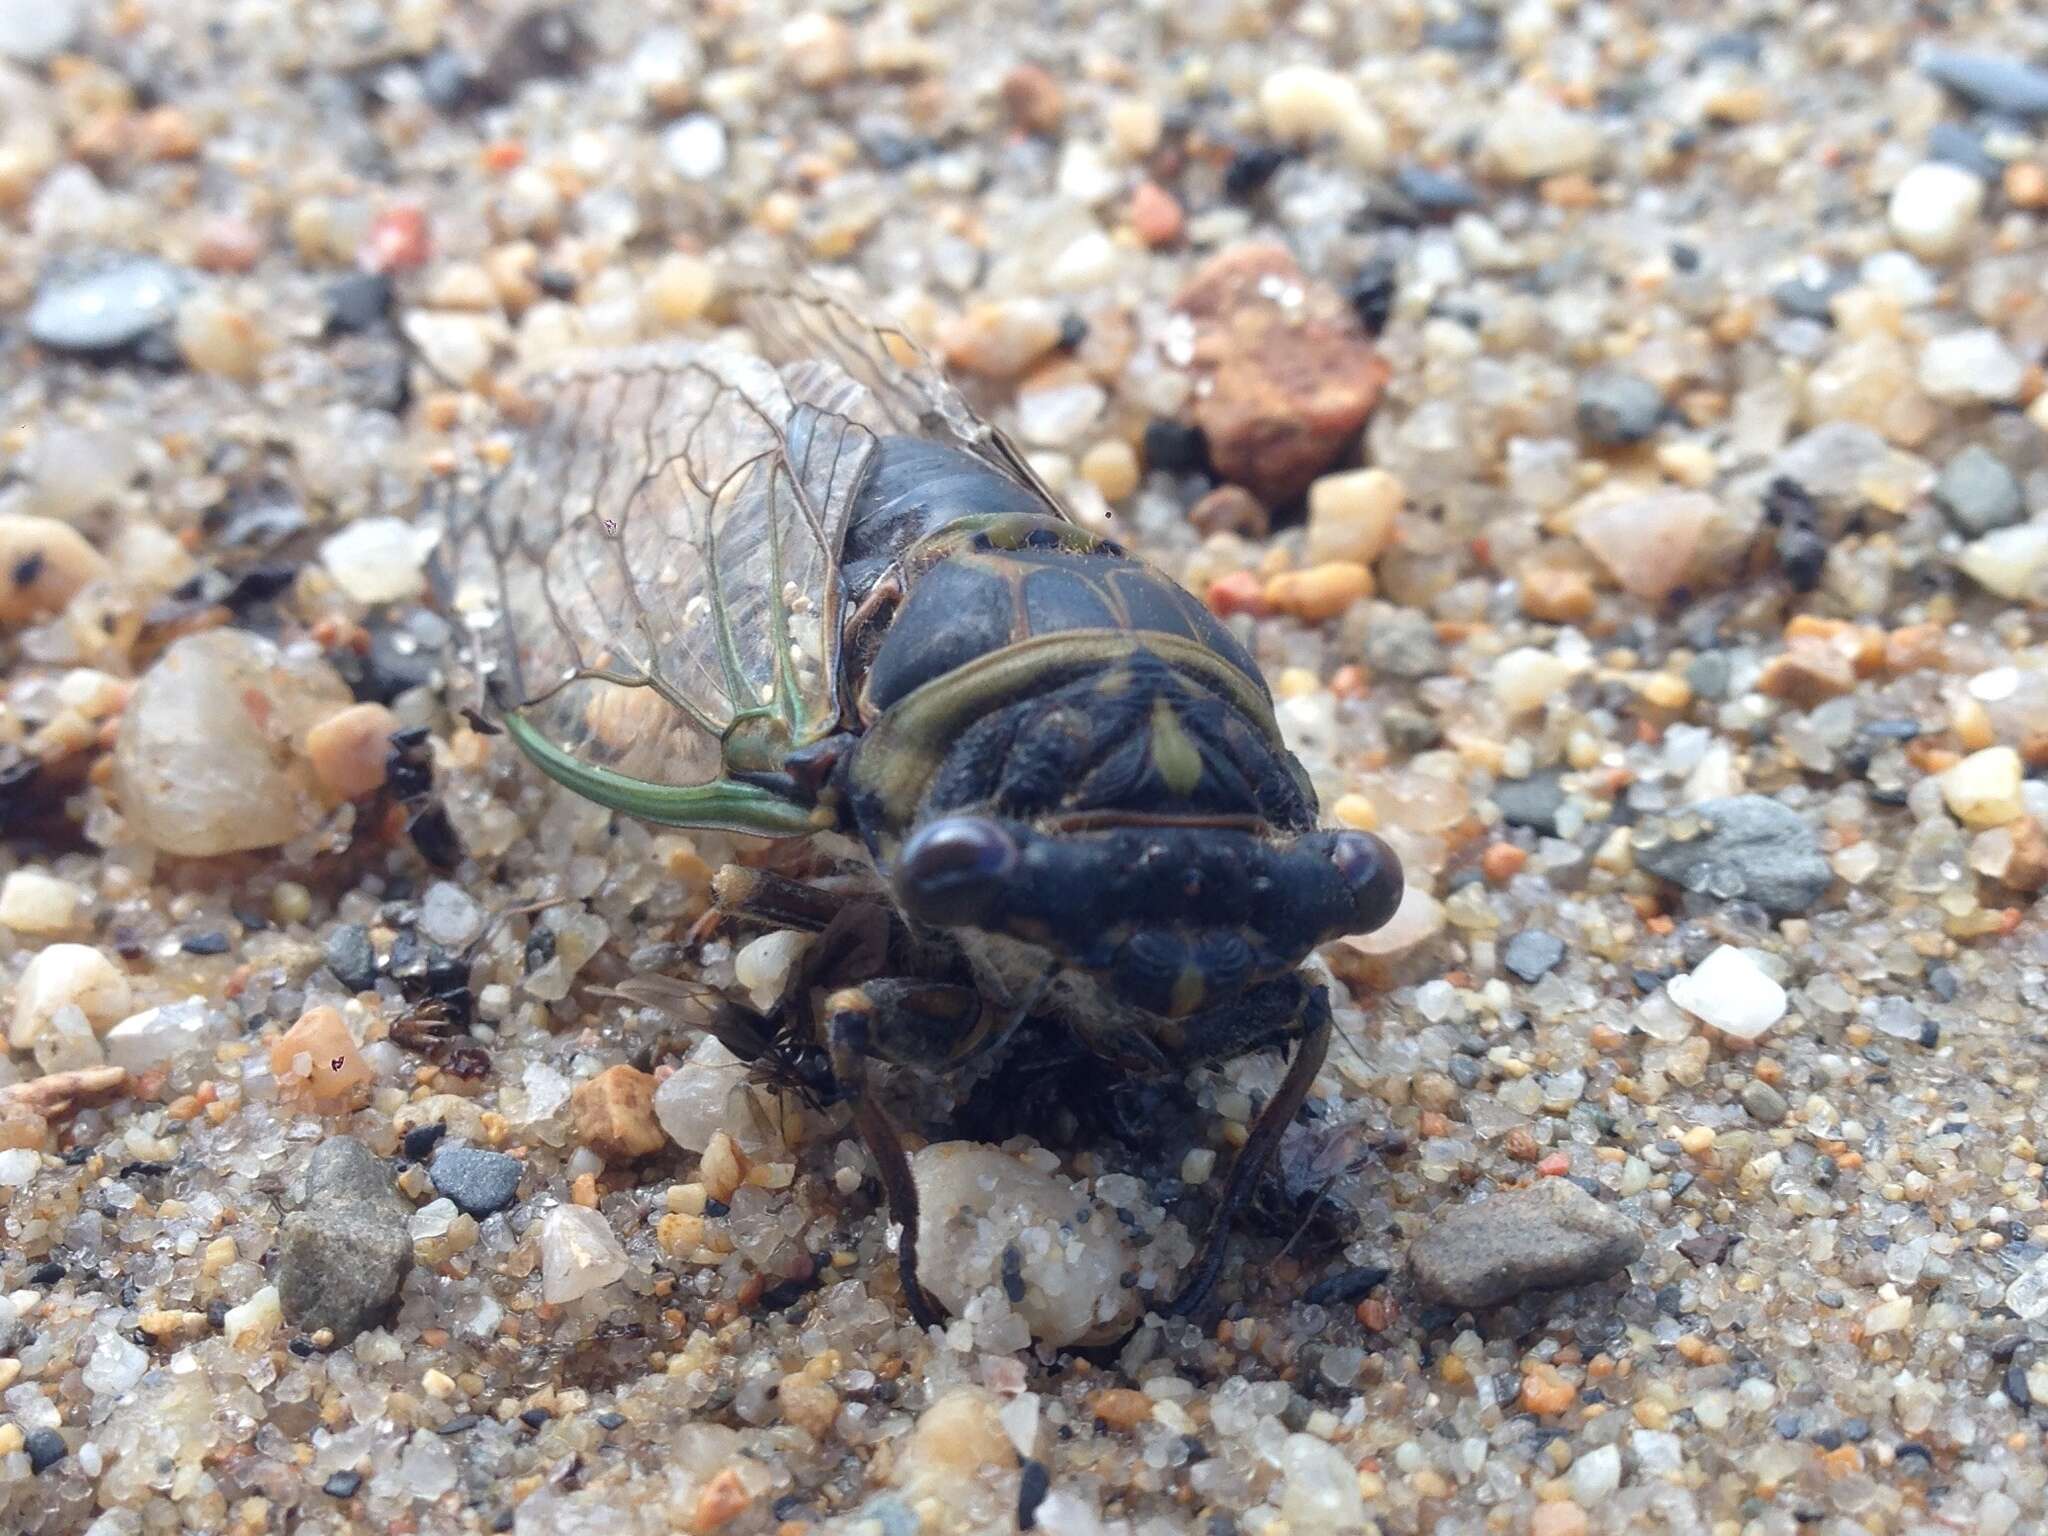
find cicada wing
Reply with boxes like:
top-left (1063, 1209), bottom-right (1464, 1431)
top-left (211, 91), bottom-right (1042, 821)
top-left (433, 343), bottom-right (878, 835)
top-left (728, 269), bottom-right (1075, 524)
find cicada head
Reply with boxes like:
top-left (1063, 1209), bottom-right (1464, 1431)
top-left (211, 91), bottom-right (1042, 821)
top-left (888, 814), bottom-right (1403, 1019)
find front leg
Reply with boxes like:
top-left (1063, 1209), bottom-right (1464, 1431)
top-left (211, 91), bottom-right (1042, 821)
top-left (823, 980), bottom-right (996, 1332)
top-left (1164, 980), bottom-right (1334, 1320)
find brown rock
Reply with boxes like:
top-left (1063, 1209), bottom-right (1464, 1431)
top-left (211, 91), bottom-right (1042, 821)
top-left (1520, 565), bottom-right (1596, 624)
top-left (1187, 484), bottom-right (1269, 538)
top-left (1174, 243), bottom-right (1390, 507)
top-left (1000, 64), bottom-right (1064, 135)
top-left (571, 1065), bottom-right (666, 1163)
top-left (1757, 640), bottom-right (1855, 709)
top-left (1089, 1387), bottom-right (1153, 1430)
top-left (269, 1006), bottom-right (374, 1107)
top-left (306, 703), bottom-right (400, 800)
top-left (2004, 817), bottom-right (2048, 894)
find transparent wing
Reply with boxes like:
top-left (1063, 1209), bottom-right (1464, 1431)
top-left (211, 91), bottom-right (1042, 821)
top-left (729, 269), bottom-right (1073, 522)
top-left (432, 341), bottom-right (879, 834)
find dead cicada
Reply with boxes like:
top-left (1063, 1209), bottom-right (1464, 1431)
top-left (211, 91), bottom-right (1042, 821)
top-left (431, 274), bottom-right (1402, 1331)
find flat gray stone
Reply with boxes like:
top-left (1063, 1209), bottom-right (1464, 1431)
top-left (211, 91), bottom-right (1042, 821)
top-left (1575, 369), bottom-right (1663, 446)
top-left (27, 256), bottom-right (190, 357)
top-left (1632, 795), bottom-right (1831, 915)
top-left (1920, 49), bottom-right (2048, 119)
top-left (1503, 930), bottom-right (1566, 983)
top-left (1934, 445), bottom-right (2024, 537)
top-left (1409, 1178), bottom-right (1643, 1309)
top-left (430, 1144), bottom-right (523, 1216)
top-left (276, 1137), bottom-right (412, 1343)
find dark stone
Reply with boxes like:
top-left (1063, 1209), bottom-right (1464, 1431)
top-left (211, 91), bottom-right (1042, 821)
top-left (1408, 1179), bottom-right (1643, 1309)
top-left (1778, 523), bottom-right (1828, 593)
top-left (429, 1144), bottom-right (523, 1216)
top-left (1632, 795), bottom-right (1830, 915)
top-left (325, 925), bottom-right (379, 992)
top-left (1741, 1080), bottom-right (1789, 1125)
top-left (181, 930), bottom-right (231, 956)
top-left (479, 9), bottom-right (590, 101)
top-left (1362, 608), bottom-right (1445, 681)
top-left (407, 805), bottom-right (463, 871)
top-left (1301, 1264), bottom-right (1391, 1306)
top-left (418, 49), bottom-right (478, 112)
top-left (276, 1138), bottom-right (414, 1344)
top-left (403, 1122), bottom-right (449, 1162)
top-left (2007, 1364), bottom-right (2033, 1408)
top-left (325, 273), bottom-right (394, 335)
top-left (1677, 1229), bottom-right (1736, 1266)
top-left (1346, 255), bottom-right (1399, 337)
top-left (1223, 144), bottom-right (1290, 199)
top-left (1927, 121), bottom-right (2005, 181)
top-left (1934, 445), bottom-right (2025, 536)
top-left (1142, 419), bottom-right (1209, 476)
top-left (1392, 164), bottom-right (1479, 217)
top-left (1503, 930), bottom-right (1566, 983)
top-left (26, 255), bottom-right (190, 358)
top-left (1423, 8), bottom-right (1498, 52)
top-left (1492, 772), bottom-right (1567, 837)
top-left (1920, 50), bottom-right (2048, 120)
top-left (25, 1428), bottom-right (67, 1474)
top-left (1770, 267), bottom-right (1850, 324)
top-left (323, 1470), bottom-right (364, 1498)
top-left (1574, 369), bottom-right (1664, 445)
top-left (593, 1411), bottom-right (625, 1430)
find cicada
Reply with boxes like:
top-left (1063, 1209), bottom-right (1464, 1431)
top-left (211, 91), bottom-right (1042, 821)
top-left (431, 274), bottom-right (1402, 1332)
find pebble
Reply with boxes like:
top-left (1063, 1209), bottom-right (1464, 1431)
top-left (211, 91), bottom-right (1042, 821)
top-left (324, 272), bottom-right (393, 334)
top-left (1305, 468), bottom-right (1402, 566)
top-left (1887, 162), bottom-right (1985, 260)
top-left (1278, 1432), bottom-right (1370, 1533)
top-left (320, 516), bottom-right (438, 604)
top-left (1942, 746), bottom-right (2024, 829)
top-left (0, 869), bottom-right (84, 935)
top-left (1408, 1178), bottom-right (1643, 1309)
top-left (1174, 243), bottom-right (1389, 506)
top-left (325, 925), bottom-right (380, 992)
top-left (1741, 1080), bottom-right (1790, 1125)
top-left (1392, 163), bottom-right (1479, 216)
top-left (1362, 606), bottom-right (1446, 680)
top-left (893, 1388), bottom-right (1017, 1502)
top-left (778, 11), bottom-right (853, 90)
top-left (1934, 446), bottom-right (2025, 535)
top-left (112, 630), bottom-right (354, 857)
top-left (269, 1005), bottom-right (375, 1105)
top-left (1668, 946), bottom-right (1787, 1041)
top-left (1958, 522), bottom-right (2048, 602)
top-left (175, 290), bottom-right (265, 378)
top-left (0, 0), bottom-right (79, 62)
top-left (1502, 930), bottom-right (1566, 983)
top-left (539, 1204), bottom-right (629, 1304)
top-left (1490, 648), bottom-right (1581, 714)
top-left (25, 255), bottom-right (189, 356)
top-left (911, 1141), bottom-right (1139, 1346)
top-left (646, 252), bottom-right (717, 327)
top-left (305, 702), bottom-right (401, 801)
top-left (653, 1036), bottom-right (758, 1153)
top-left (1569, 1443), bottom-right (1621, 1502)
top-left (1264, 562), bottom-right (1373, 623)
top-left (1918, 328), bottom-right (2025, 404)
top-left (1078, 440), bottom-right (1140, 502)
top-left (1919, 49), bottom-right (2048, 119)
top-left (24, 1427), bottom-right (66, 1474)
top-left (1632, 795), bottom-right (1831, 915)
top-left (104, 1000), bottom-right (217, 1071)
top-left (1574, 369), bottom-right (1665, 445)
top-left (429, 1144), bottom-right (524, 1217)
top-left (1259, 64), bottom-right (1388, 167)
top-left (403, 311), bottom-right (500, 385)
top-left (571, 1065), bottom-right (666, 1163)
top-left (1128, 181), bottom-right (1183, 247)
top-left (1478, 94), bottom-right (1602, 180)
top-left (941, 299), bottom-right (1064, 381)
top-left (1573, 491), bottom-right (1714, 601)
top-left (8, 943), bottom-right (131, 1050)
top-left (0, 513), bottom-right (111, 626)
top-left (1493, 773), bottom-right (1567, 836)
top-left (276, 1137), bottom-right (415, 1344)
top-left (419, 882), bottom-right (485, 949)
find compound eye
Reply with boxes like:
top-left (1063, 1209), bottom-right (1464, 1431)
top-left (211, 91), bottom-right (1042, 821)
top-left (893, 816), bottom-right (1019, 926)
top-left (1330, 830), bottom-right (1404, 934)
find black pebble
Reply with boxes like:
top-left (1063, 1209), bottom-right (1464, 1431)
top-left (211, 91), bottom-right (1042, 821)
top-left (323, 1469), bottom-right (364, 1498)
top-left (438, 1414), bottom-right (482, 1435)
top-left (408, 805), bottom-right (463, 871)
top-left (1777, 524), bottom-right (1828, 592)
top-left (325, 273), bottom-right (394, 335)
top-left (1017, 1459), bottom-right (1052, 1530)
top-left (1346, 255), bottom-right (1398, 336)
top-left (181, 930), bottom-right (231, 956)
top-left (1141, 419), bottom-right (1209, 476)
top-left (2007, 1364), bottom-right (2033, 1408)
top-left (25, 1428), bottom-right (66, 1474)
top-left (29, 1261), bottom-right (63, 1285)
top-left (594, 1411), bottom-right (626, 1430)
top-left (1301, 1264), bottom-right (1391, 1306)
top-left (520, 1408), bottom-right (553, 1429)
top-left (1223, 144), bottom-right (1289, 199)
top-left (403, 1122), bottom-right (449, 1162)
top-left (326, 925), bottom-right (379, 992)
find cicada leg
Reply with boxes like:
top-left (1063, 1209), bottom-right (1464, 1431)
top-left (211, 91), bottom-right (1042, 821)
top-left (1163, 982), bottom-right (1334, 1320)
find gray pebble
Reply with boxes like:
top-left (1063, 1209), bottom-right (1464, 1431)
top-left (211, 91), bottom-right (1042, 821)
top-left (1492, 772), bottom-right (1567, 837)
top-left (1741, 1080), bottom-right (1790, 1125)
top-left (1392, 163), bottom-right (1479, 216)
top-left (1927, 121), bottom-right (2005, 182)
top-left (1633, 795), bottom-right (1831, 916)
top-left (1934, 445), bottom-right (2025, 536)
top-left (325, 924), bottom-right (379, 993)
top-left (27, 256), bottom-right (191, 357)
top-left (1409, 1178), bottom-right (1643, 1309)
top-left (1685, 651), bottom-right (1734, 701)
top-left (1574, 369), bottom-right (1664, 446)
top-left (1503, 930), bottom-right (1567, 983)
top-left (276, 1138), bottom-right (413, 1344)
top-left (1381, 703), bottom-right (1442, 755)
top-left (1363, 609), bottom-right (1446, 681)
top-left (1920, 49), bottom-right (2048, 120)
top-left (430, 1144), bottom-right (523, 1216)
top-left (0, 0), bottom-right (82, 65)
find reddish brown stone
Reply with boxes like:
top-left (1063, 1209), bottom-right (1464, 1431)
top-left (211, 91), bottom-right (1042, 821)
top-left (1173, 243), bottom-right (1390, 508)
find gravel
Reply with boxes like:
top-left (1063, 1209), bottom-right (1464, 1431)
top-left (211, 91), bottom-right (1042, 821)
top-left (5, 4), bottom-right (2048, 1534)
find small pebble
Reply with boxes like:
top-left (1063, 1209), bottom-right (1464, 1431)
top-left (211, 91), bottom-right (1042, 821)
top-left (1633, 795), bottom-right (1831, 915)
top-left (306, 703), bottom-right (402, 801)
top-left (1574, 369), bottom-right (1664, 445)
top-left (571, 1065), bottom-right (666, 1163)
top-left (1918, 328), bottom-right (2025, 404)
top-left (24, 1427), bottom-right (66, 1474)
top-left (1668, 946), bottom-right (1786, 1041)
top-left (269, 1005), bottom-right (375, 1105)
top-left (1305, 468), bottom-right (1402, 566)
top-left (539, 1204), bottom-right (629, 1304)
top-left (1919, 49), bottom-right (2048, 119)
top-left (1887, 162), bottom-right (1985, 260)
top-left (1259, 64), bottom-right (1388, 167)
top-left (1409, 1178), bottom-right (1643, 1309)
top-left (0, 869), bottom-right (85, 936)
top-left (430, 1144), bottom-right (524, 1217)
top-left (9, 942), bottom-right (131, 1050)
top-left (1942, 746), bottom-right (2024, 829)
top-left (1934, 446), bottom-right (2025, 536)
top-left (1503, 931), bottom-right (1566, 983)
top-left (26, 255), bottom-right (189, 356)
top-left (276, 1138), bottom-right (414, 1344)
top-left (0, 513), bottom-right (111, 626)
